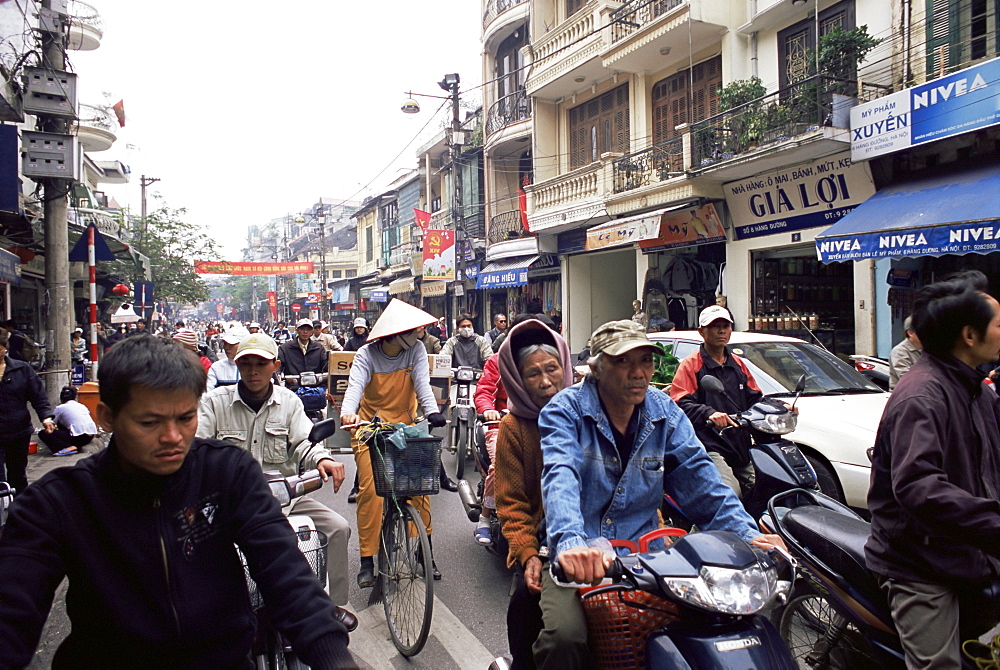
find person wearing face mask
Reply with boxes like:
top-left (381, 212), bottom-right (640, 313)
top-left (441, 314), bottom-right (492, 370)
top-left (339, 299), bottom-right (448, 588)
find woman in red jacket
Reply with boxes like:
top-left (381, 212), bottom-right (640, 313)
top-left (472, 350), bottom-right (509, 545)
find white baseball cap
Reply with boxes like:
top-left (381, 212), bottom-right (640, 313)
top-left (698, 305), bottom-right (734, 327)
top-left (295, 318), bottom-right (314, 328)
top-left (234, 333), bottom-right (278, 361)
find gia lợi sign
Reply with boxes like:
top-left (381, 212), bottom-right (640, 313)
top-left (850, 56), bottom-right (1000, 161)
top-left (723, 153), bottom-right (875, 239)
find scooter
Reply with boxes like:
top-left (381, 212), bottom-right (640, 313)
top-left (761, 488), bottom-right (1000, 669)
top-left (551, 528), bottom-right (798, 669)
top-left (456, 414), bottom-right (509, 559)
top-left (245, 418), bottom-right (337, 670)
top-left (283, 372), bottom-right (330, 423)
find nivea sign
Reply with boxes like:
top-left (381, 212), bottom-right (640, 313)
top-left (851, 56), bottom-right (1000, 161)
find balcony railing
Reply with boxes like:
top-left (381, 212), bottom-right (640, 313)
top-left (690, 75), bottom-right (854, 168)
top-left (488, 209), bottom-right (530, 245)
top-left (483, 0), bottom-right (528, 28)
top-left (78, 103), bottom-right (115, 132)
top-left (531, 163), bottom-right (601, 212)
top-left (610, 0), bottom-right (685, 43)
top-left (612, 137), bottom-right (684, 193)
top-left (486, 89), bottom-right (531, 136)
top-left (68, 207), bottom-right (129, 243)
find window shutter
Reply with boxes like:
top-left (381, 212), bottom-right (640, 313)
top-left (925, 0), bottom-right (956, 75)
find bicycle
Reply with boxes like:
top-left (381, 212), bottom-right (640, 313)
top-left (447, 366), bottom-right (480, 479)
top-left (345, 415), bottom-right (440, 657)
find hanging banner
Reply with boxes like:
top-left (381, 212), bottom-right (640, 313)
top-left (723, 153), bottom-right (875, 240)
top-left (422, 281), bottom-right (447, 297)
top-left (638, 204), bottom-right (727, 252)
top-left (422, 229), bottom-right (455, 281)
top-left (266, 292), bottom-right (278, 321)
top-left (194, 260), bottom-right (314, 275)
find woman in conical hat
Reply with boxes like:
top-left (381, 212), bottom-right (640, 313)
top-left (340, 299), bottom-right (449, 585)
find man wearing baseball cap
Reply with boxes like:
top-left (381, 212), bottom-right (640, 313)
top-left (669, 305), bottom-right (768, 497)
top-left (206, 324), bottom-right (248, 389)
top-left (197, 333), bottom-right (357, 632)
top-left (344, 317), bottom-right (369, 352)
top-left (278, 318), bottom-right (328, 381)
top-left (537, 320), bottom-right (783, 669)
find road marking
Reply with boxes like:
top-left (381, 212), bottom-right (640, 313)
top-left (350, 594), bottom-right (496, 668)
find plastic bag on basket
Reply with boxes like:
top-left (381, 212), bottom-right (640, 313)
top-left (385, 422), bottom-right (431, 450)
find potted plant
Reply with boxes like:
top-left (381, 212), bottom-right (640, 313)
top-left (650, 341), bottom-right (679, 391)
top-left (716, 77), bottom-right (767, 154)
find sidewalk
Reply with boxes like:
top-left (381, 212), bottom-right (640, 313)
top-left (26, 432), bottom-right (108, 483)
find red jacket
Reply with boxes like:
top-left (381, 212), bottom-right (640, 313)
top-left (474, 354), bottom-right (507, 414)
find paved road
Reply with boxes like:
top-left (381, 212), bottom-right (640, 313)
top-left (23, 433), bottom-right (512, 669)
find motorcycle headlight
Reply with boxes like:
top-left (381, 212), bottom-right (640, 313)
top-left (664, 563), bottom-right (780, 615)
top-left (456, 368), bottom-right (476, 382)
top-left (750, 412), bottom-right (797, 435)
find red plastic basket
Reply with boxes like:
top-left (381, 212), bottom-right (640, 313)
top-left (580, 587), bottom-right (680, 670)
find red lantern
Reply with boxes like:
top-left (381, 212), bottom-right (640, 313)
top-left (112, 283), bottom-right (130, 296)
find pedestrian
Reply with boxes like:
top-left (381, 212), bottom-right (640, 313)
top-left (0, 329), bottom-right (56, 492)
top-left (36, 385), bottom-right (98, 456)
top-left (889, 315), bottom-right (922, 390)
top-left (343, 318), bottom-right (369, 351)
top-left (126, 318), bottom-right (147, 337)
top-left (484, 313), bottom-right (509, 351)
top-left (106, 324), bottom-right (125, 350)
top-left (70, 327), bottom-right (86, 364)
top-left (172, 328), bottom-right (212, 373)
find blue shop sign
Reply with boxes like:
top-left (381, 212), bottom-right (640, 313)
top-left (465, 263), bottom-right (480, 279)
top-left (476, 268), bottom-right (528, 289)
top-left (370, 290), bottom-right (389, 302)
top-left (0, 248), bottom-right (20, 285)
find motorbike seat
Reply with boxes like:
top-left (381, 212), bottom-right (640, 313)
top-left (783, 505), bottom-right (892, 624)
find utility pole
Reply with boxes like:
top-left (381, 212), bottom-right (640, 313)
top-left (139, 174), bottom-right (160, 255)
top-left (319, 212), bottom-right (327, 324)
top-left (40, 0), bottom-right (71, 397)
top-left (441, 73), bottom-right (465, 317)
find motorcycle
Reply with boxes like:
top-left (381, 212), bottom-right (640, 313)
top-left (761, 488), bottom-right (1000, 669)
top-left (246, 418), bottom-right (337, 670)
top-left (550, 528), bottom-right (798, 669)
top-left (447, 366), bottom-right (481, 479)
top-left (283, 372), bottom-right (330, 423)
top-left (456, 414), bottom-right (509, 559)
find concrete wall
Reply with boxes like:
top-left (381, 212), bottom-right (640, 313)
top-left (563, 247), bottom-right (637, 351)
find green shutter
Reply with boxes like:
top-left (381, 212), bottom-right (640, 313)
top-left (925, 0), bottom-right (961, 75)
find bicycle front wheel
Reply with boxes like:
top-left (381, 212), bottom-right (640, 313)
top-left (380, 502), bottom-right (434, 656)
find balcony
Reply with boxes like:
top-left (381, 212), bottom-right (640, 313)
top-left (483, 0), bottom-right (529, 50)
top-left (526, 1), bottom-right (614, 101)
top-left (603, 0), bottom-right (726, 74)
top-left (612, 137), bottom-right (684, 193)
top-left (689, 75), bottom-right (856, 182)
top-left (483, 0), bottom-right (527, 28)
top-left (66, 1), bottom-right (104, 51)
top-left (486, 89), bottom-right (531, 138)
top-left (487, 209), bottom-right (532, 245)
top-left (75, 103), bottom-right (117, 152)
top-left (67, 207), bottom-right (130, 245)
top-left (527, 161), bottom-right (608, 232)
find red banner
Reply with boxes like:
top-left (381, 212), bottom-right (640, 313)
top-left (266, 292), bottom-right (278, 321)
top-left (414, 209), bottom-right (432, 231)
top-left (422, 229), bottom-right (455, 281)
top-left (194, 261), bottom-right (314, 275)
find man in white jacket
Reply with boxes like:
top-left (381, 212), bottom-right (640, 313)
top-left (197, 333), bottom-right (356, 631)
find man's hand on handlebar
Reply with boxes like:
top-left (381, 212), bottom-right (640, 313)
top-left (316, 458), bottom-right (345, 493)
top-left (708, 411), bottom-right (737, 429)
top-left (558, 546), bottom-right (613, 585)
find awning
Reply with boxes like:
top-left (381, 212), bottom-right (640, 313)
top-left (388, 277), bottom-right (415, 295)
top-left (815, 163), bottom-right (1000, 263)
top-left (476, 255), bottom-right (538, 289)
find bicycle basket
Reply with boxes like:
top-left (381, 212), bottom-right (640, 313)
top-left (241, 529), bottom-right (328, 610)
top-left (580, 587), bottom-right (680, 669)
top-left (370, 431), bottom-right (442, 498)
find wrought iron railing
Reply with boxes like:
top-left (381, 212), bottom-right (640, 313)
top-left (612, 138), bottom-right (684, 193)
top-left (610, 0), bottom-right (686, 43)
top-left (68, 0), bottom-right (105, 34)
top-left (488, 209), bottom-right (530, 245)
top-left (483, 0), bottom-right (528, 28)
top-left (690, 75), bottom-right (855, 168)
top-left (77, 103), bottom-right (115, 133)
top-left (486, 89), bottom-right (531, 136)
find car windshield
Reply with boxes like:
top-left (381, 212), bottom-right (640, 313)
top-left (725, 341), bottom-right (883, 396)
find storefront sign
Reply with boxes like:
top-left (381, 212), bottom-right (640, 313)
top-left (526, 254), bottom-right (560, 277)
top-left (585, 214), bottom-right (661, 250)
top-left (465, 263), bottom-right (479, 279)
top-left (724, 153), bottom-right (875, 240)
top-left (370, 289), bottom-right (389, 302)
top-left (477, 267), bottom-right (528, 289)
top-left (850, 56), bottom-right (1000, 161)
top-left (817, 218), bottom-right (1000, 262)
top-left (421, 281), bottom-right (447, 297)
top-left (557, 228), bottom-right (588, 254)
top-left (422, 229), bottom-right (456, 281)
top-left (638, 204), bottom-right (727, 252)
top-left (0, 248), bottom-right (21, 285)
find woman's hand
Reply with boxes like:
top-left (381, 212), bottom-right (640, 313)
top-left (340, 413), bottom-right (359, 429)
top-left (42, 417), bottom-right (56, 434)
top-left (524, 555), bottom-right (543, 594)
top-left (483, 409), bottom-right (502, 422)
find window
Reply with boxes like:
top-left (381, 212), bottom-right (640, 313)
top-left (567, 0), bottom-right (586, 17)
top-left (330, 270), bottom-right (342, 279)
top-left (926, 0), bottom-right (999, 76)
top-left (365, 226), bottom-right (373, 263)
top-left (652, 56), bottom-right (722, 144)
top-left (777, 0), bottom-right (854, 89)
top-left (568, 83), bottom-right (630, 168)
top-left (346, 269), bottom-right (357, 278)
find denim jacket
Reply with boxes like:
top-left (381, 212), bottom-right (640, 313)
top-left (539, 376), bottom-right (759, 558)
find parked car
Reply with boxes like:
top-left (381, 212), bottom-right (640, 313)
top-left (849, 354), bottom-right (891, 391)
top-left (647, 331), bottom-right (888, 512)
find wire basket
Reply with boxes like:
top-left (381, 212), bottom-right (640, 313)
top-left (580, 587), bottom-right (680, 669)
top-left (370, 432), bottom-right (442, 498)
top-left (242, 528), bottom-right (328, 610)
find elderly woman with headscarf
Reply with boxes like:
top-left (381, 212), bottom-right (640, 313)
top-left (494, 317), bottom-right (574, 670)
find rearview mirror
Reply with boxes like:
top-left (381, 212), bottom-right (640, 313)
top-left (701, 376), bottom-right (725, 394)
top-left (308, 418), bottom-right (338, 444)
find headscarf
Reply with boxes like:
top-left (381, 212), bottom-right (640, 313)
top-left (498, 319), bottom-right (573, 420)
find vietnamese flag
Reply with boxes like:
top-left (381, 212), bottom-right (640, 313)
top-left (414, 209), bottom-right (432, 231)
top-left (112, 99), bottom-right (126, 127)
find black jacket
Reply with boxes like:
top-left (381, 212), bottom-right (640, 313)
top-left (0, 356), bottom-right (53, 440)
top-left (866, 354), bottom-right (1000, 586)
top-left (671, 346), bottom-right (763, 467)
top-left (0, 438), bottom-right (350, 669)
top-left (278, 338), bottom-right (328, 376)
top-left (344, 332), bottom-right (368, 352)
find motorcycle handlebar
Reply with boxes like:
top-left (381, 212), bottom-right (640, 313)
top-left (549, 557), bottom-right (625, 586)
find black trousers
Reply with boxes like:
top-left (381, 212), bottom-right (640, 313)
top-left (0, 434), bottom-right (31, 492)
top-left (38, 427), bottom-right (94, 454)
top-left (507, 567), bottom-right (544, 670)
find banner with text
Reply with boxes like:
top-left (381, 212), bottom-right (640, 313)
top-left (724, 153), bottom-right (875, 240)
top-left (638, 205), bottom-right (727, 252)
top-left (194, 261), bottom-right (315, 275)
top-left (422, 229), bottom-right (455, 281)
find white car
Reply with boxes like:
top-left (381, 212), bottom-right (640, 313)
top-left (648, 331), bottom-right (888, 511)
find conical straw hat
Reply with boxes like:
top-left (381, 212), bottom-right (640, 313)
top-left (367, 299), bottom-right (437, 341)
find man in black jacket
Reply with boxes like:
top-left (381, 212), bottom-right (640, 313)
top-left (866, 270), bottom-right (1000, 669)
top-left (0, 335), bottom-right (356, 669)
top-left (278, 318), bottom-right (329, 378)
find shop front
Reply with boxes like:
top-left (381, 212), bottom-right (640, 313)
top-left (476, 254), bottom-right (562, 328)
top-left (724, 152), bottom-right (877, 356)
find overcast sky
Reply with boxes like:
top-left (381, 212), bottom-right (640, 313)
top-left (71, 1), bottom-right (484, 258)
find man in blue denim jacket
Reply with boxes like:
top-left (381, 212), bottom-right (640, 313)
top-left (535, 320), bottom-right (784, 669)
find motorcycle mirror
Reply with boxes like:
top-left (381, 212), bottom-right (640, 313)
top-left (700, 375), bottom-right (741, 412)
top-left (792, 374), bottom-right (807, 411)
top-left (308, 418), bottom-right (338, 444)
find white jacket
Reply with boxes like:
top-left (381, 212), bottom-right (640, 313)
top-left (196, 383), bottom-right (333, 476)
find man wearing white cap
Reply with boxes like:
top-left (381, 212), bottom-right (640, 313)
top-left (312, 320), bottom-right (343, 353)
top-left (339, 300), bottom-right (448, 587)
top-left (197, 333), bottom-right (357, 632)
top-left (670, 305), bottom-right (769, 497)
top-left (278, 318), bottom-right (328, 379)
top-left (206, 324), bottom-right (248, 389)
